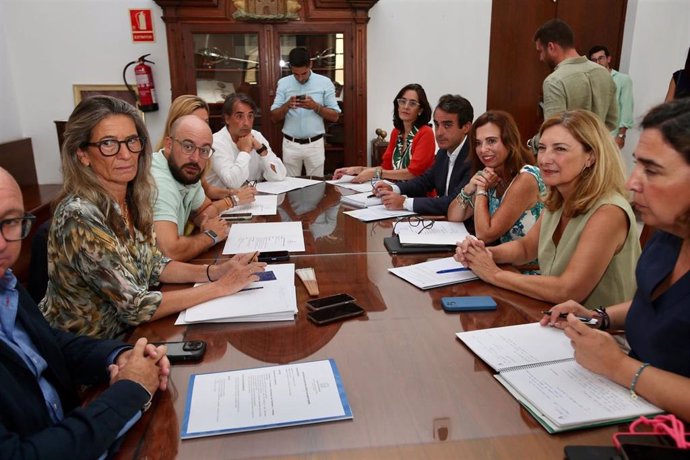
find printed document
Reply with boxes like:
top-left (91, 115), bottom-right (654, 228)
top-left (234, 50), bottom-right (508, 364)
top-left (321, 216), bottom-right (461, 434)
top-left (395, 221), bottom-right (470, 246)
top-left (181, 359), bottom-right (353, 438)
top-left (223, 221), bottom-right (305, 254)
top-left (388, 256), bottom-right (477, 289)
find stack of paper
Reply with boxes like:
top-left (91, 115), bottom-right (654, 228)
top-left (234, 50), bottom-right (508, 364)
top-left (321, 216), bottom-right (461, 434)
top-left (339, 191), bottom-right (382, 208)
top-left (456, 323), bottom-right (662, 433)
top-left (388, 256), bottom-right (478, 289)
top-left (395, 221), bottom-right (470, 246)
top-left (255, 177), bottom-right (322, 194)
top-left (175, 263), bottom-right (298, 324)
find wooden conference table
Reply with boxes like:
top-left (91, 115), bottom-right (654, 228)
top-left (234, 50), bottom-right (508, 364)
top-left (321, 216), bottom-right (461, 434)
top-left (116, 183), bottom-right (619, 459)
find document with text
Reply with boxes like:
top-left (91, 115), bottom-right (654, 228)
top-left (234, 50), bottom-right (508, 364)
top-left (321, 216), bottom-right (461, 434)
top-left (457, 323), bottom-right (661, 433)
top-left (181, 359), bottom-right (353, 438)
top-left (223, 221), bottom-right (305, 254)
top-left (388, 256), bottom-right (477, 289)
top-left (395, 221), bottom-right (470, 246)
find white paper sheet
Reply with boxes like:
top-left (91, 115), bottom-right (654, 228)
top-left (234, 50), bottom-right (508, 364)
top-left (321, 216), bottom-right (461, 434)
top-left (326, 174), bottom-right (357, 184)
top-left (396, 221), bottom-right (471, 246)
top-left (222, 195), bottom-right (278, 216)
top-left (456, 323), bottom-right (574, 372)
top-left (223, 221), bottom-right (305, 254)
top-left (255, 177), bottom-right (322, 194)
top-left (343, 205), bottom-right (416, 222)
top-left (339, 191), bottom-right (382, 208)
top-left (388, 256), bottom-right (477, 289)
top-left (326, 175), bottom-right (373, 193)
top-left (182, 286), bottom-right (297, 323)
top-left (181, 359), bottom-right (352, 438)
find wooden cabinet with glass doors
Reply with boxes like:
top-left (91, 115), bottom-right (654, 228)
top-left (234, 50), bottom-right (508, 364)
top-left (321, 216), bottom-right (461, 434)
top-left (154, 0), bottom-right (378, 175)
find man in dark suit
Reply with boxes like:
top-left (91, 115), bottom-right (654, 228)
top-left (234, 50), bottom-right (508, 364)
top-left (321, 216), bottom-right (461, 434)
top-left (374, 94), bottom-right (473, 215)
top-left (0, 167), bottom-right (170, 459)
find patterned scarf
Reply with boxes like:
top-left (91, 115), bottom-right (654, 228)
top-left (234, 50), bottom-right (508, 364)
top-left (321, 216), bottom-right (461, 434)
top-left (392, 125), bottom-right (419, 170)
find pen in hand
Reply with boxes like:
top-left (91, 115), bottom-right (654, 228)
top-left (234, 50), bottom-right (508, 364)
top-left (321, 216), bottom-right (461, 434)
top-left (541, 311), bottom-right (598, 325)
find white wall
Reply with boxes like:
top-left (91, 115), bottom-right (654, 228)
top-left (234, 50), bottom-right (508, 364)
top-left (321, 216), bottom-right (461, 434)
top-left (367, 0), bottom-right (492, 164)
top-left (622, 0), bottom-right (690, 172)
top-left (0, 1), bottom-right (22, 143)
top-left (2, 0), bottom-right (171, 184)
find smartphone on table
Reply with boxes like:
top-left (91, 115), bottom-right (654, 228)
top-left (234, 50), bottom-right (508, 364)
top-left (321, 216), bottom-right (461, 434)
top-left (306, 293), bottom-right (355, 310)
top-left (307, 302), bottom-right (366, 325)
top-left (257, 251), bottom-right (290, 263)
top-left (441, 296), bottom-right (497, 312)
top-left (151, 340), bottom-right (206, 364)
top-left (220, 212), bottom-right (252, 222)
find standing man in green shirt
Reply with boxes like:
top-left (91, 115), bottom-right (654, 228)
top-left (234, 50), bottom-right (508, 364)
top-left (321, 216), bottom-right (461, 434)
top-left (529, 19), bottom-right (618, 152)
top-left (588, 45), bottom-right (634, 149)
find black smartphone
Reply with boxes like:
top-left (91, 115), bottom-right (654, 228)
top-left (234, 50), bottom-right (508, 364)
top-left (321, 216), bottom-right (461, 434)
top-left (257, 251), bottom-right (290, 263)
top-left (152, 340), bottom-right (206, 364)
top-left (296, 94), bottom-right (306, 101)
top-left (306, 293), bottom-right (355, 310)
top-left (614, 433), bottom-right (677, 449)
top-left (307, 302), bottom-right (365, 325)
top-left (220, 212), bottom-right (252, 222)
top-left (621, 443), bottom-right (690, 460)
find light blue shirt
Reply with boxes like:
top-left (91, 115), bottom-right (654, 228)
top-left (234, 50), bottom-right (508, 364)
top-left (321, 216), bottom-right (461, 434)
top-left (611, 69), bottom-right (634, 133)
top-left (0, 270), bottom-right (64, 423)
top-left (270, 71), bottom-right (341, 138)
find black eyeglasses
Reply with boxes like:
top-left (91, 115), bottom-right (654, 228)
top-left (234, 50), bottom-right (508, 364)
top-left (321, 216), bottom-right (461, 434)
top-left (83, 136), bottom-right (146, 157)
top-left (393, 216), bottom-right (435, 235)
top-left (172, 138), bottom-right (214, 159)
top-left (0, 214), bottom-right (35, 241)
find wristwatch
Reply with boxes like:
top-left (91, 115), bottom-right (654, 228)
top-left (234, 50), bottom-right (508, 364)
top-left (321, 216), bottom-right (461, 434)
top-left (256, 144), bottom-right (268, 155)
top-left (230, 194), bottom-right (240, 207)
top-left (617, 133), bottom-right (626, 138)
top-left (204, 229), bottom-right (221, 245)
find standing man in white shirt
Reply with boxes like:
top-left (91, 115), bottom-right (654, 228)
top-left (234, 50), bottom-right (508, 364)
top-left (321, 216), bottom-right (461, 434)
top-left (270, 47), bottom-right (341, 177)
top-left (208, 93), bottom-right (287, 189)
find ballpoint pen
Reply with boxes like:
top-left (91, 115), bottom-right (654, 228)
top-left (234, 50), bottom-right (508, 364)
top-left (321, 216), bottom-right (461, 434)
top-left (240, 286), bottom-right (264, 292)
top-left (436, 267), bottom-right (471, 274)
top-left (541, 311), bottom-right (598, 325)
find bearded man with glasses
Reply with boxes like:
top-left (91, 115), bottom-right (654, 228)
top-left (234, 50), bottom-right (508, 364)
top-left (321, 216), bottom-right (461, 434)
top-left (151, 114), bottom-right (236, 261)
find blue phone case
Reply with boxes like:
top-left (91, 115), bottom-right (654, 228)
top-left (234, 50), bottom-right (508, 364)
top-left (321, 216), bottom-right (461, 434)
top-left (441, 296), bottom-right (497, 312)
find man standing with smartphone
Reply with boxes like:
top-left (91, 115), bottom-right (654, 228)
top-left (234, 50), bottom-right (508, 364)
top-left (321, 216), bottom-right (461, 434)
top-left (270, 47), bottom-right (341, 177)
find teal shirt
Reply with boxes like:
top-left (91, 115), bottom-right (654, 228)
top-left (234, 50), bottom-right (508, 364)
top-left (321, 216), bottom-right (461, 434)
top-left (611, 69), bottom-right (634, 135)
top-left (150, 149), bottom-right (206, 235)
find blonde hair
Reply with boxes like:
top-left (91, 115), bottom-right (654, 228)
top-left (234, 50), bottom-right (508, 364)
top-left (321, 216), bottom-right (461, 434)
top-left (60, 96), bottom-right (155, 241)
top-left (156, 95), bottom-right (210, 151)
top-left (539, 110), bottom-right (627, 216)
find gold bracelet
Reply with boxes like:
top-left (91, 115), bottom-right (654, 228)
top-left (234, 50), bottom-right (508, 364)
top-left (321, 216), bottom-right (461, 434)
top-left (223, 197), bottom-right (232, 208)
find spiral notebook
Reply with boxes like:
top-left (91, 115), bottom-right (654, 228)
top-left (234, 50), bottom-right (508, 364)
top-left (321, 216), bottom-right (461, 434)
top-left (457, 323), bottom-right (662, 433)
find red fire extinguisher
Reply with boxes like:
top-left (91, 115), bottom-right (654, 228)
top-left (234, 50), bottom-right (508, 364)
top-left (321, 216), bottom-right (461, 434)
top-left (123, 54), bottom-right (159, 112)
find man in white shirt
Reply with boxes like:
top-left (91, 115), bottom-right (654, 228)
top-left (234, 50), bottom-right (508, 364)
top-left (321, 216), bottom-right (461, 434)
top-left (208, 93), bottom-right (287, 189)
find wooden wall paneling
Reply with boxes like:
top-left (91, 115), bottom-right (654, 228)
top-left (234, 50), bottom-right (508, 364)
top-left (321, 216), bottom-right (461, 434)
top-left (487, 0), bottom-right (628, 144)
top-left (487, 0), bottom-right (555, 143)
top-left (556, 0), bottom-right (628, 69)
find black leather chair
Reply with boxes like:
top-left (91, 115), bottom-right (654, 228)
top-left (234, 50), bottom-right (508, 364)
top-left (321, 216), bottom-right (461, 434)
top-left (27, 220), bottom-right (50, 304)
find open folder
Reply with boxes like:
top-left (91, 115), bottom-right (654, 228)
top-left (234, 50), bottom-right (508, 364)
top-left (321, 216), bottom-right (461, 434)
top-left (388, 257), bottom-right (478, 289)
top-left (456, 323), bottom-right (662, 433)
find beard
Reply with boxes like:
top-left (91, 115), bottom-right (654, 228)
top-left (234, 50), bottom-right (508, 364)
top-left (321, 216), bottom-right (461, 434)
top-left (167, 154), bottom-right (203, 185)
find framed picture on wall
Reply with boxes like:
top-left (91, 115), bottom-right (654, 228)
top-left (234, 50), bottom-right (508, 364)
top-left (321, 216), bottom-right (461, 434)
top-left (72, 84), bottom-right (143, 119)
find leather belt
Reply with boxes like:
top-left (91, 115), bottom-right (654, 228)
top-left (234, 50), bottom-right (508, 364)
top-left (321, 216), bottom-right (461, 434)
top-left (283, 134), bottom-right (323, 144)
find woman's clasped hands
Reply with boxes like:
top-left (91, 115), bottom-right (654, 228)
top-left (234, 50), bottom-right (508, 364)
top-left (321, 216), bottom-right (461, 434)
top-left (454, 236), bottom-right (500, 281)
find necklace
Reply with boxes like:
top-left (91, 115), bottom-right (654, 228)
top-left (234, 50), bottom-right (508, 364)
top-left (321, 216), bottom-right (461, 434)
top-left (121, 200), bottom-right (131, 230)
